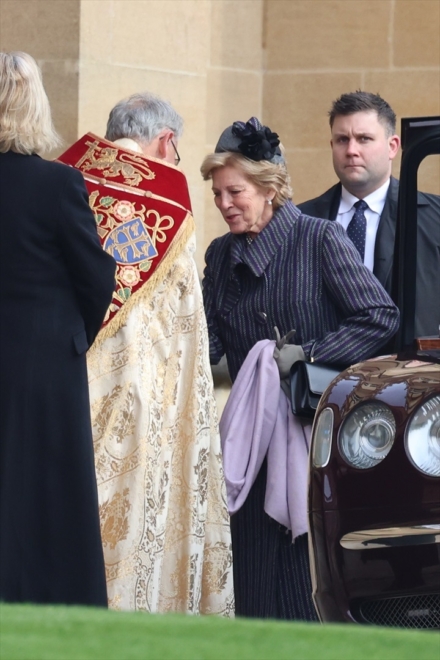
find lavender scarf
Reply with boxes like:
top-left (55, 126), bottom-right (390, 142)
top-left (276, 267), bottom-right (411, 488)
top-left (220, 339), bottom-right (311, 541)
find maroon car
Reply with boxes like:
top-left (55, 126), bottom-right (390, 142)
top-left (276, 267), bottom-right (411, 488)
top-left (307, 117), bottom-right (440, 628)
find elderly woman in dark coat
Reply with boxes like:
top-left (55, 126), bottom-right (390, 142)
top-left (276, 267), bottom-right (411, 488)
top-left (201, 117), bottom-right (399, 620)
top-left (0, 52), bottom-right (116, 606)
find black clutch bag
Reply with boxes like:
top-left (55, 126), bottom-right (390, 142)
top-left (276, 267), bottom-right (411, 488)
top-left (290, 361), bottom-right (341, 418)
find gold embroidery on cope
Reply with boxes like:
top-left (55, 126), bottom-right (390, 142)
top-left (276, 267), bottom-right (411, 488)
top-left (100, 489), bottom-right (132, 550)
top-left (76, 139), bottom-right (156, 185)
top-left (88, 191), bottom-right (176, 325)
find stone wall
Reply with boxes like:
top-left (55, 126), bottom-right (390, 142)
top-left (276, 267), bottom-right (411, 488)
top-left (0, 0), bottom-right (80, 150)
top-left (1, 0), bottom-right (438, 271)
top-left (77, 0), bottom-right (264, 268)
top-left (263, 0), bottom-right (440, 206)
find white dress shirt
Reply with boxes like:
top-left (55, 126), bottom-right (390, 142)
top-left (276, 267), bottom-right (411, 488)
top-left (336, 179), bottom-right (390, 272)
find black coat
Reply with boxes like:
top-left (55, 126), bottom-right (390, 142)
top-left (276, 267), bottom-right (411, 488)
top-left (0, 152), bottom-right (116, 606)
top-left (298, 177), bottom-right (440, 337)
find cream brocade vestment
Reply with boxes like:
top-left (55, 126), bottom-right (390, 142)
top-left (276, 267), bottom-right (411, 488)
top-left (87, 232), bottom-right (234, 614)
top-left (56, 134), bottom-right (233, 614)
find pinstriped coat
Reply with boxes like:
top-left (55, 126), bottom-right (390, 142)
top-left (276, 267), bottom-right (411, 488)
top-left (203, 200), bottom-right (399, 383)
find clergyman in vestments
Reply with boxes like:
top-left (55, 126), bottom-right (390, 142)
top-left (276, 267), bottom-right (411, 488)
top-left (58, 93), bottom-right (233, 615)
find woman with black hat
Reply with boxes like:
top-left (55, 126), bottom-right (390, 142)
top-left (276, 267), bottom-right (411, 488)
top-left (201, 117), bottom-right (399, 620)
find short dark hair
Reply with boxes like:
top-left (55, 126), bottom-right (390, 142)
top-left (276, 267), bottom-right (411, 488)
top-left (328, 91), bottom-right (396, 136)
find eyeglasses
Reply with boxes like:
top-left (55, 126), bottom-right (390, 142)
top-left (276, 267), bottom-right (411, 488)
top-left (171, 140), bottom-right (181, 166)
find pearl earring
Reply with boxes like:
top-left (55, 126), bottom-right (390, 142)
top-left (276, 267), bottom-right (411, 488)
top-left (266, 199), bottom-right (272, 205)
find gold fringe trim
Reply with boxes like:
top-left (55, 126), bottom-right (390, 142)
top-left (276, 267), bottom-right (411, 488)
top-left (92, 212), bottom-right (196, 349)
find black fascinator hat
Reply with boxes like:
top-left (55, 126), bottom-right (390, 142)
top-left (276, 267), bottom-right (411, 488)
top-left (215, 117), bottom-right (284, 164)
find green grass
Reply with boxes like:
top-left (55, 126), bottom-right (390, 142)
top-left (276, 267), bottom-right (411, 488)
top-left (0, 604), bottom-right (439, 660)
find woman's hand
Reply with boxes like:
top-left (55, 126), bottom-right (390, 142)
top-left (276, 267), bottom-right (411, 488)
top-left (273, 326), bottom-right (305, 379)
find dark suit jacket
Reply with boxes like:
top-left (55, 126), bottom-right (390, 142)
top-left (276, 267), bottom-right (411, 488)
top-left (298, 177), bottom-right (440, 337)
top-left (0, 151), bottom-right (116, 606)
top-left (203, 201), bottom-right (399, 383)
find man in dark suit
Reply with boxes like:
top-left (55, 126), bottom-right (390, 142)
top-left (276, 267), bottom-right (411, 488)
top-left (298, 91), bottom-right (440, 337)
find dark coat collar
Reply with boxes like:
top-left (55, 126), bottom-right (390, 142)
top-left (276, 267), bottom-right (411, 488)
top-left (230, 200), bottom-right (300, 277)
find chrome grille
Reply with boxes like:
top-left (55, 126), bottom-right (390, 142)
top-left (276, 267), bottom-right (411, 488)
top-left (360, 594), bottom-right (440, 629)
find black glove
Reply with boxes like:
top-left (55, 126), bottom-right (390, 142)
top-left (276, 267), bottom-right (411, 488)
top-left (273, 326), bottom-right (305, 379)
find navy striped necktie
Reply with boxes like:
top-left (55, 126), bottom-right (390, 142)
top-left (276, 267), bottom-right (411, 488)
top-left (347, 199), bottom-right (368, 261)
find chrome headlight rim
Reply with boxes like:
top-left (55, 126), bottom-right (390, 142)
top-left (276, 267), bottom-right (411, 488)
top-left (337, 400), bottom-right (396, 470)
top-left (312, 406), bottom-right (334, 469)
top-left (405, 393), bottom-right (440, 478)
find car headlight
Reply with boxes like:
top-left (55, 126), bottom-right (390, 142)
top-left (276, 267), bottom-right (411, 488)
top-left (312, 407), bottom-right (334, 468)
top-left (338, 402), bottom-right (396, 469)
top-left (405, 395), bottom-right (440, 477)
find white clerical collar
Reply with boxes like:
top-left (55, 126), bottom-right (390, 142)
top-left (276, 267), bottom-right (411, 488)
top-left (112, 137), bottom-right (143, 154)
top-left (339, 179), bottom-right (391, 215)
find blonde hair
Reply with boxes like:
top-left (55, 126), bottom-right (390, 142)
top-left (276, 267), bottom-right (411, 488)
top-left (0, 51), bottom-right (60, 155)
top-left (200, 151), bottom-right (293, 209)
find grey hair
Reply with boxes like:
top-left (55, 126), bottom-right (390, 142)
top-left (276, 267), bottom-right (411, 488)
top-left (105, 92), bottom-right (183, 145)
